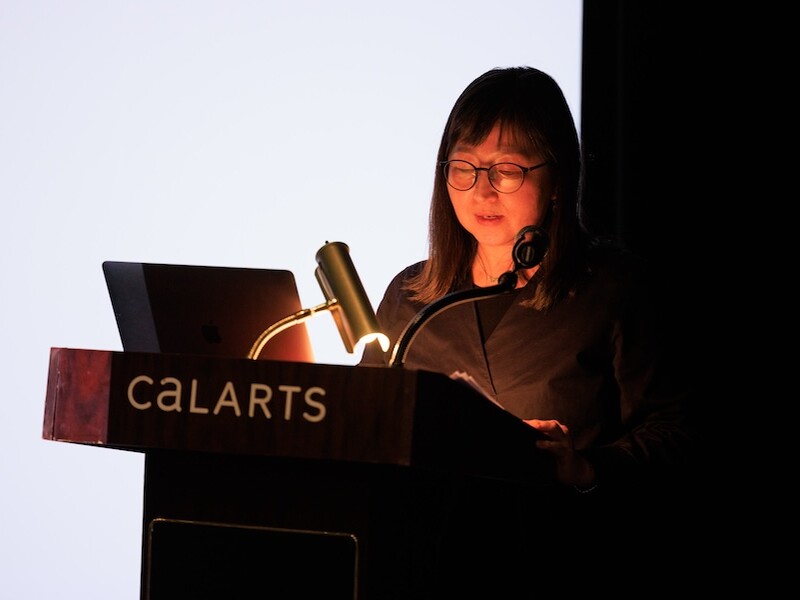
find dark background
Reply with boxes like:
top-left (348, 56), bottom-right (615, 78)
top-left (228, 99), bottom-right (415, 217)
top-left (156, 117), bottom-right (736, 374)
top-left (582, 1), bottom-right (724, 437)
top-left (581, 0), bottom-right (744, 571)
top-left (581, 1), bottom-right (721, 325)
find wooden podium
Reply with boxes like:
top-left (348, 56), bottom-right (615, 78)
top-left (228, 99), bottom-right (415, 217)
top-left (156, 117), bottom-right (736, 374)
top-left (44, 347), bottom-right (556, 599)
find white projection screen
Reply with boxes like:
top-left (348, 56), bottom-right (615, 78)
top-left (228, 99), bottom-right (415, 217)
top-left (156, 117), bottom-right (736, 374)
top-left (0, 2), bottom-right (582, 598)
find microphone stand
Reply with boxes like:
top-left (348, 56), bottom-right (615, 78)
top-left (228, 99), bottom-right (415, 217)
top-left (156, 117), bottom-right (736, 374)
top-left (389, 271), bottom-right (518, 368)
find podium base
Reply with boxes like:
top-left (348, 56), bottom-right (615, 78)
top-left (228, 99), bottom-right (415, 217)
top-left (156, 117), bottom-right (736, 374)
top-left (145, 518), bottom-right (358, 599)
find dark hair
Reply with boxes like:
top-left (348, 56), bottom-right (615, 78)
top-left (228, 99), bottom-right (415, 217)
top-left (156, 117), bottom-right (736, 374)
top-left (405, 66), bottom-right (590, 309)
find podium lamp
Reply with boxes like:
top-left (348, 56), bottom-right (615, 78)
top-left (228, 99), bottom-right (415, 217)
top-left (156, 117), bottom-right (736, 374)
top-left (249, 241), bottom-right (388, 360)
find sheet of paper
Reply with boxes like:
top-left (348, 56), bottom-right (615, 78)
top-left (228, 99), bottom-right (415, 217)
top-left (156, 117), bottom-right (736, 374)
top-left (449, 370), bottom-right (506, 410)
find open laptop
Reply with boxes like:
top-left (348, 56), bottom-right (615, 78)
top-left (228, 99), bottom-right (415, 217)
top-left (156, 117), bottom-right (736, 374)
top-left (103, 261), bottom-right (315, 362)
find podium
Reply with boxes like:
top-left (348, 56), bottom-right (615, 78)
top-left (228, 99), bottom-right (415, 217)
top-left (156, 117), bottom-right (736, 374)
top-left (44, 347), bottom-right (556, 599)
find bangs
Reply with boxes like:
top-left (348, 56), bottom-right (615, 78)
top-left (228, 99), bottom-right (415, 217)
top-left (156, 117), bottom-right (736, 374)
top-left (447, 111), bottom-right (545, 158)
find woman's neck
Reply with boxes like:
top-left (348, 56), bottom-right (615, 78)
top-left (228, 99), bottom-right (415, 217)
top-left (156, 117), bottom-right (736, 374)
top-left (473, 251), bottom-right (537, 288)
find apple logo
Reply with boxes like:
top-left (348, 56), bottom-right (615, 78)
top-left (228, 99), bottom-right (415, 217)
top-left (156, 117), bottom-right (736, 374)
top-left (201, 322), bottom-right (222, 344)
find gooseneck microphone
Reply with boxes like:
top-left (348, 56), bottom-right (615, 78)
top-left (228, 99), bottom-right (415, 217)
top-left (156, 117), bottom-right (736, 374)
top-left (389, 272), bottom-right (517, 367)
top-left (389, 226), bottom-right (549, 368)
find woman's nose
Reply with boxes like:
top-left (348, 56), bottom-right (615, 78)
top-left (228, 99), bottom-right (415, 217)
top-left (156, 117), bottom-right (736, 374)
top-left (473, 170), bottom-right (498, 197)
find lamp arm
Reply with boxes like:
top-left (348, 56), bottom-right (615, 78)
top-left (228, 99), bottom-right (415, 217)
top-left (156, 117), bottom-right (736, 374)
top-left (248, 299), bottom-right (337, 360)
top-left (389, 271), bottom-right (517, 368)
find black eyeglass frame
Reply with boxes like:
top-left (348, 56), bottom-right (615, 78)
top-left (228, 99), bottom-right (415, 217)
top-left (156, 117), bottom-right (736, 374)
top-left (439, 159), bottom-right (550, 193)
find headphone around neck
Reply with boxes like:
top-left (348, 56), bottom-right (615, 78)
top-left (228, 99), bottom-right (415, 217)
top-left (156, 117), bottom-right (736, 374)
top-left (512, 225), bottom-right (550, 269)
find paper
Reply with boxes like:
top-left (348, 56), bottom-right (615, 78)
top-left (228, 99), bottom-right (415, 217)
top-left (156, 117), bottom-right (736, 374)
top-left (449, 370), bottom-right (505, 410)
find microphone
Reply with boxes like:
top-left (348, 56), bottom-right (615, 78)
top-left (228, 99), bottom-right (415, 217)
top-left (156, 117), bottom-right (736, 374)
top-left (389, 273), bottom-right (516, 367)
top-left (390, 225), bottom-right (549, 368)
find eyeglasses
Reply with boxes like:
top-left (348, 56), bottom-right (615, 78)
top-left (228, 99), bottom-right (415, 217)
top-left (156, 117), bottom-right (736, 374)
top-left (440, 159), bottom-right (549, 193)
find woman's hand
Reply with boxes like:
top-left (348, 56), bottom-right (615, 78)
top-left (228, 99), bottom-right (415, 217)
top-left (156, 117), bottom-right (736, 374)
top-left (524, 418), bottom-right (597, 489)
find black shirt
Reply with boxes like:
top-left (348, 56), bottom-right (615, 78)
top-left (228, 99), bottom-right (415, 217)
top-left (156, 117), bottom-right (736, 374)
top-left (360, 246), bottom-right (693, 485)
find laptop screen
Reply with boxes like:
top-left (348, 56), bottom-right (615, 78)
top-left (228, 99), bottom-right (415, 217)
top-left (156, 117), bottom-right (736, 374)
top-left (103, 261), bottom-right (315, 362)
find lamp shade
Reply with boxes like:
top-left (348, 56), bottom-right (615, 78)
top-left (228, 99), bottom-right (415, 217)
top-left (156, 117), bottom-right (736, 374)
top-left (315, 241), bottom-right (389, 354)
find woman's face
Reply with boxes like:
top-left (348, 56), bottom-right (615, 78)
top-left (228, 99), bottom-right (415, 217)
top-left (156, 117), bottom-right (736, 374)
top-left (447, 123), bottom-right (555, 254)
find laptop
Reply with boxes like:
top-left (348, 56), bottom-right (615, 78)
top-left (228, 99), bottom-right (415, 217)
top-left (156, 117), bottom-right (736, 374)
top-left (103, 261), bottom-right (315, 362)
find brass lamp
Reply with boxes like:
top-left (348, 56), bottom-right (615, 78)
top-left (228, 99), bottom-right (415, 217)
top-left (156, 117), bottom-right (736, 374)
top-left (248, 241), bottom-right (388, 360)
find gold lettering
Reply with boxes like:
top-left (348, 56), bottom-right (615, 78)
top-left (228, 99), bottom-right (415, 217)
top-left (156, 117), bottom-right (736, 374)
top-left (249, 383), bottom-right (273, 418)
top-left (213, 381), bottom-right (241, 416)
top-left (128, 375), bottom-right (153, 410)
top-left (188, 379), bottom-right (209, 414)
top-left (303, 387), bottom-right (326, 423)
top-left (157, 377), bottom-right (182, 412)
top-left (278, 385), bottom-right (301, 420)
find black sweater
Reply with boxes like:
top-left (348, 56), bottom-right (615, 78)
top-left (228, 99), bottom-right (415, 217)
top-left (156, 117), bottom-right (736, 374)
top-left (360, 247), bottom-right (694, 488)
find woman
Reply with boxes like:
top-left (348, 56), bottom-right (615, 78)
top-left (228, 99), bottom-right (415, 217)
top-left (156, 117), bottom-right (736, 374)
top-left (360, 66), bottom-right (694, 496)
